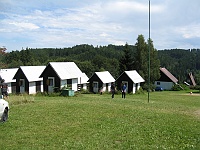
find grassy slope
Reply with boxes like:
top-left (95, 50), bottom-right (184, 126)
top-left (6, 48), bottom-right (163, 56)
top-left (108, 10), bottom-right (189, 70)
top-left (0, 91), bottom-right (200, 150)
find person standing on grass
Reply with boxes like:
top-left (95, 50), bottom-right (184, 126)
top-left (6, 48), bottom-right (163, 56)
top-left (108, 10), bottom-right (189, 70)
top-left (0, 79), bottom-right (9, 99)
top-left (122, 83), bottom-right (127, 99)
top-left (111, 82), bottom-right (115, 99)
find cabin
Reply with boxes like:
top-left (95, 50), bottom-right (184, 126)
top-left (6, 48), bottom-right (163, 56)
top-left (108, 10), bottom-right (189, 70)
top-left (87, 71), bottom-right (115, 93)
top-left (155, 67), bottom-right (178, 90)
top-left (13, 66), bottom-right (45, 94)
top-left (40, 62), bottom-right (85, 93)
top-left (115, 70), bottom-right (145, 94)
top-left (0, 68), bottom-right (18, 94)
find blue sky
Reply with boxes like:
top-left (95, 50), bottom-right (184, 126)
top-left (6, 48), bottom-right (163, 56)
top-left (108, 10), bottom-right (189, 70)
top-left (1, 0), bottom-right (200, 51)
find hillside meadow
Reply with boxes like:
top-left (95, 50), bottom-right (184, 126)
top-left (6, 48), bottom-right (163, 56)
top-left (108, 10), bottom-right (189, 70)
top-left (0, 91), bottom-right (200, 150)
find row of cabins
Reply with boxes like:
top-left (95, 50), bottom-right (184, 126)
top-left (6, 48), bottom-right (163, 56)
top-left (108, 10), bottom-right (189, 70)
top-left (0, 62), bottom-right (196, 95)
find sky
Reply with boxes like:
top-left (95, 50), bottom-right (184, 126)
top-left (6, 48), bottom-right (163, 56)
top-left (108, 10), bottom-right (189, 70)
top-left (0, 0), bottom-right (200, 52)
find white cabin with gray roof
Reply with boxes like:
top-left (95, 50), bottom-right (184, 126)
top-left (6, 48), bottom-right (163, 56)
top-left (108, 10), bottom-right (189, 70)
top-left (88, 71), bottom-right (115, 93)
top-left (116, 70), bottom-right (145, 94)
top-left (40, 62), bottom-right (86, 93)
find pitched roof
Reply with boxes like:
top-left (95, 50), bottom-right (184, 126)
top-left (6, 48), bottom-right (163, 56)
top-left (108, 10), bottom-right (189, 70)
top-left (124, 70), bottom-right (145, 83)
top-left (0, 68), bottom-right (18, 83)
top-left (188, 72), bottom-right (196, 86)
top-left (94, 71), bottom-right (115, 83)
top-left (19, 66), bottom-right (46, 82)
top-left (48, 62), bottom-right (83, 80)
top-left (160, 67), bottom-right (178, 83)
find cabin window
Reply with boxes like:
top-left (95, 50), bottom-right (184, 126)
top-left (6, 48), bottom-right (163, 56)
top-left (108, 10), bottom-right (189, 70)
top-left (157, 82), bottom-right (160, 85)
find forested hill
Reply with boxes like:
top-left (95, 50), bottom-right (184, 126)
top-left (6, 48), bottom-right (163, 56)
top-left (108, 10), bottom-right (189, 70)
top-left (157, 48), bottom-right (200, 83)
top-left (3, 44), bottom-right (136, 78)
top-left (1, 45), bottom-right (200, 85)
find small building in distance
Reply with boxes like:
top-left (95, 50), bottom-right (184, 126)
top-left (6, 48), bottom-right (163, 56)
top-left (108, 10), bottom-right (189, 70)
top-left (115, 70), bottom-right (145, 94)
top-left (87, 71), bottom-right (115, 93)
top-left (155, 67), bottom-right (178, 90)
top-left (13, 66), bottom-right (45, 94)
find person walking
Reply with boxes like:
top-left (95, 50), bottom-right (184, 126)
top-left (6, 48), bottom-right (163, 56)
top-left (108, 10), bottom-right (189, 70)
top-left (122, 83), bottom-right (127, 99)
top-left (111, 82), bottom-right (115, 99)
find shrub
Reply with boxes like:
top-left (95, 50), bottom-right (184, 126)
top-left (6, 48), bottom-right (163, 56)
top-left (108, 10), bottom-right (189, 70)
top-left (79, 89), bottom-right (91, 94)
top-left (135, 87), bottom-right (145, 94)
top-left (172, 84), bottom-right (190, 91)
top-left (142, 83), bottom-right (156, 92)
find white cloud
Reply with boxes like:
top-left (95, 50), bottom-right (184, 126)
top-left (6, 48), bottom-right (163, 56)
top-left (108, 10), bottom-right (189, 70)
top-left (0, 0), bottom-right (200, 51)
top-left (177, 24), bottom-right (200, 39)
top-left (9, 22), bottom-right (40, 31)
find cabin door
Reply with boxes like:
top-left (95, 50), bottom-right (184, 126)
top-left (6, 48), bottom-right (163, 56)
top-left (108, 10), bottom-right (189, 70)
top-left (93, 81), bottom-right (99, 93)
top-left (20, 79), bottom-right (25, 93)
top-left (48, 77), bottom-right (55, 93)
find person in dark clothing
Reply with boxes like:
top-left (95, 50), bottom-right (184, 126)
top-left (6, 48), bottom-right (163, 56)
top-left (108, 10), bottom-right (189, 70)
top-left (1, 79), bottom-right (8, 99)
top-left (111, 82), bottom-right (115, 98)
top-left (121, 83), bottom-right (127, 99)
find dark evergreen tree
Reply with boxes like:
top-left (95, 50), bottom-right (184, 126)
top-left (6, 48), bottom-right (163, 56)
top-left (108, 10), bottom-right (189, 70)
top-left (148, 38), bottom-right (160, 83)
top-left (134, 35), bottom-right (148, 79)
top-left (119, 43), bottom-right (134, 75)
top-left (134, 35), bottom-right (160, 84)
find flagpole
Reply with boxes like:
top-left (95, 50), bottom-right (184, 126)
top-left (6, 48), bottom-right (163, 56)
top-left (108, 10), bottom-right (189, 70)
top-left (148, 0), bottom-right (150, 103)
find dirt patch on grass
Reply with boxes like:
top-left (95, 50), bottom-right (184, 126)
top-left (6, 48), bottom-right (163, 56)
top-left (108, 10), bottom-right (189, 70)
top-left (193, 110), bottom-right (200, 119)
top-left (183, 93), bottom-right (200, 96)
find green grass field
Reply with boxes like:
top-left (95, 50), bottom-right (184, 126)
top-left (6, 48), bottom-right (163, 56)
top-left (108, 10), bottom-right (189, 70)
top-left (0, 91), bottom-right (200, 150)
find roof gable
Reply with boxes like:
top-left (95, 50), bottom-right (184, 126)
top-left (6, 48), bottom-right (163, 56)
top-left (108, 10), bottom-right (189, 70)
top-left (91, 71), bottom-right (115, 83)
top-left (48, 62), bottom-right (83, 80)
top-left (18, 66), bottom-right (45, 82)
top-left (0, 68), bottom-right (18, 83)
top-left (123, 70), bottom-right (145, 83)
top-left (159, 67), bottom-right (178, 83)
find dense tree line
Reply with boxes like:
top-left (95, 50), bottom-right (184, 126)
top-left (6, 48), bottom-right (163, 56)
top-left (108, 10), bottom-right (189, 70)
top-left (1, 35), bottom-right (200, 86)
top-left (158, 48), bottom-right (200, 85)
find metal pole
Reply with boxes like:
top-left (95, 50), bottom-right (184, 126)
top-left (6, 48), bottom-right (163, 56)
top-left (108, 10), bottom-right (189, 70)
top-left (148, 0), bottom-right (150, 103)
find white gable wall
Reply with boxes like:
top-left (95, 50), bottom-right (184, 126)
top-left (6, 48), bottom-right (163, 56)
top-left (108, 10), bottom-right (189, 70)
top-left (82, 83), bottom-right (87, 90)
top-left (41, 81), bottom-right (44, 93)
top-left (72, 78), bottom-right (78, 91)
top-left (29, 82), bottom-right (36, 94)
top-left (7, 83), bottom-right (12, 94)
top-left (132, 83), bottom-right (141, 94)
top-left (102, 84), bottom-right (106, 92)
top-left (29, 81), bottom-right (43, 94)
top-left (133, 83), bottom-right (136, 94)
top-left (101, 83), bottom-right (112, 92)
top-left (60, 78), bottom-right (78, 91)
top-left (107, 83), bottom-right (111, 92)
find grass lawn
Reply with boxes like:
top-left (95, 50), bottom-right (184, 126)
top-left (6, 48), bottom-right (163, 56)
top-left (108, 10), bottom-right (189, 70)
top-left (0, 91), bottom-right (200, 150)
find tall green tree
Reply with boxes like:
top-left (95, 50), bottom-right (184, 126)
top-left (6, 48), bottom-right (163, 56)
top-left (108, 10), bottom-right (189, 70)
top-left (148, 38), bottom-right (160, 83)
top-left (119, 43), bottom-right (134, 75)
top-left (134, 35), bottom-right (160, 84)
top-left (134, 35), bottom-right (148, 79)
